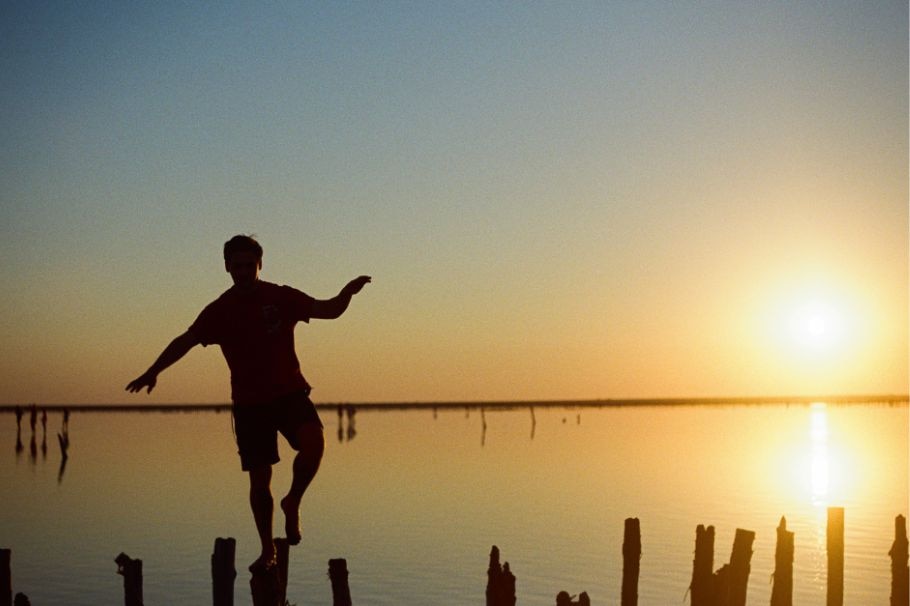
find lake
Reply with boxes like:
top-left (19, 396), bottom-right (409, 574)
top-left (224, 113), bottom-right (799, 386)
top-left (1, 401), bottom-right (907, 605)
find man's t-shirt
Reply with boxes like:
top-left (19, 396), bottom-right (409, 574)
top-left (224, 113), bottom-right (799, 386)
top-left (189, 280), bottom-right (315, 405)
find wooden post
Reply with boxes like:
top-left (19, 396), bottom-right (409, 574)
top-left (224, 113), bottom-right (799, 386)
top-left (211, 537), bottom-right (236, 606)
top-left (1, 549), bottom-right (10, 606)
top-left (890, 514), bottom-right (909, 606)
top-left (328, 558), bottom-right (352, 606)
top-left (486, 546), bottom-right (516, 606)
top-left (622, 517), bottom-right (641, 606)
top-left (827, 507), bottom-right (844, 606)
top-left (275, 539), bottom-right (289, 606)
top-left (727, 528), bottom-right (754, 606)
top-left (115, 552), bottom-right (143, 606)
top-left (770, 516), bottom-right (794, 606)
top-left (249, 539), bottom-right (289, 606)
top-left (690, 525), bottom-right (714, 606)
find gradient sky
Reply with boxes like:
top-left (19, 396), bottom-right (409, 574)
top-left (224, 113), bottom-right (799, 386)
top-left (1, 2), bottom-right (906, 404)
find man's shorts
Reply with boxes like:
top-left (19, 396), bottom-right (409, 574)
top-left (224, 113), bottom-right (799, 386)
top-left (232, 389), bottom-right (323, 471)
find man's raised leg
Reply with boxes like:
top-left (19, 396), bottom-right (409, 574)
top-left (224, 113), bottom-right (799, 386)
top-left (248, 464), bottom-right (276, 570)
top-left (280, 422), bottom-right (324, 545)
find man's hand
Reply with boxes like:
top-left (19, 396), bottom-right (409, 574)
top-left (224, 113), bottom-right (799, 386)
top-left (343, 275), bottom-right (371, 297)
top-left (126, 371), bottom-right (158, 394)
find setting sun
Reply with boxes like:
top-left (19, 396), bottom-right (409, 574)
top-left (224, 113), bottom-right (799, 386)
top-left (789, 300), bottom-right (846, 352)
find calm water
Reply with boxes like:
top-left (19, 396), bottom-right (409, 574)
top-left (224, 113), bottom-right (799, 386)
top-left (1, 402), bottom-right (907, 605)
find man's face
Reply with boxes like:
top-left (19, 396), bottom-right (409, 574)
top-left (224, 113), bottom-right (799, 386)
top-left (226, 251), bottom-right (261, 289)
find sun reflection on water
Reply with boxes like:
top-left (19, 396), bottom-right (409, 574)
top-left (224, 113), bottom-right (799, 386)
top-left (809, 402), bottom-right (829, 506)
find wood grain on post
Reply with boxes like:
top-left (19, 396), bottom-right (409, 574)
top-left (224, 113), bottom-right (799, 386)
top-left (827, 507), bottom-right (844, 606)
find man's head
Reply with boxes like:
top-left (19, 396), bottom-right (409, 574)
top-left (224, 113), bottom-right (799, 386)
top-left (223, 235), bottom-right (263, 289)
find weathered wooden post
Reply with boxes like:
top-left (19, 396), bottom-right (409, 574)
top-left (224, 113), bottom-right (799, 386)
top-left (770, 516), bottom-right (794, 606)
top-left (115, 552), bottom-right (143, 606)
top-left (622, 517), bottom-right (641, 606)
top-left (890, 514), bottom-right (909, 606)
top-left (690, 524), bottom-right (714, 606)
top-left (486, 545), bottom-right (516, 606)
top-left (328, 558), bottom-right (352, 606)
top-left (249, 538), bottom-right (289, 606)
top-left (211, 537), bottom-right (236, 606)
top-left (727, 528), bottom-right (754, 606)
top-left (827, 507), bottom-right (844, 606)
top-left (1, 549), bottom-right (11, 606)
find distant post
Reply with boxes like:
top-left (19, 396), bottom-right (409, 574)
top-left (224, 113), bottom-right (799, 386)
top-left (890, 515), bottom-right (909, 606)
top-left (827, 507), bottom-right (844, 606)
top-left (114, 552), bottom-right (143, 606)
top-left (690, 525), bottom-right (714, 606)
top-left (211, 537), bottom-right (236, 606)
top-left (621, 517), bottom-right (641, 606)
top-left (328, 558), bottom-right (352, 606)
top-left (1, 549), bottom-right (10, 606)
top-left (770, 517), bottom-right (794, 606)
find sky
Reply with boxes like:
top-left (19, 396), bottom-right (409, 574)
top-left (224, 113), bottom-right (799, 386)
top-left (1, 2), bottom-right (907, 405)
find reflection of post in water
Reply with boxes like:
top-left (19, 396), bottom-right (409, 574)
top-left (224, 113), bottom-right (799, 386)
top-left (480, 407), bottom-right (487, 447)
top-left (335, 404), bottom-right (358, 443)
top-left (336, 405), bottom-right (344, 443)
top-left (345, 405), bottom-right (357, 442)
top-left (57, 416), bottom-right (70, 484)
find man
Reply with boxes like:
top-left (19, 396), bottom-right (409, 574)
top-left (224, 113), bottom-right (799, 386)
top-left (126, 234), bottom-right (370, 571)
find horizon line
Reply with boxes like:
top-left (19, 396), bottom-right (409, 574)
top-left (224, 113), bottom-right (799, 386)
top-left (0, 393), bottom-right (906, 413)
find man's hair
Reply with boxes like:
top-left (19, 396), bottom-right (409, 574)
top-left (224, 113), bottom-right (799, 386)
top-left (223, 234), bottom-right (263, 263)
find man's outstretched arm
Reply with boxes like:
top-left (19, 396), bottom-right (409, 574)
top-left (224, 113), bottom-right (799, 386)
top-left (125, 330), bottom-right (201, 394)
top-left (310, 275), bottom-right (371, 320)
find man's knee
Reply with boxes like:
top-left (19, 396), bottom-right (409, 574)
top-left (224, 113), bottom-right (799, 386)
top-left (248, 464), bottom-right (272, 492)
top-left (294, 423), bottom-right (324, 458)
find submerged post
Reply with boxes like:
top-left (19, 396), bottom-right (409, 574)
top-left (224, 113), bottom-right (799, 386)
top-left (622, 517), bottom-right (641, 606)
top-left (690, 525), bottom-right (714, 606)
top-left (115, 552), bottom-right (143, 606)
top-left (211, 537), bottom-right (236, 606)
top-left (827, 507), bottom-right (844, 606)
top-left (1, 549), bottom-right (10, 606)
top-left (890, 515), bottom-right (909, 606)
top-left (770, 516), bottom-right (794, 606)
top-left (328, 558), bottom-right (352, 606)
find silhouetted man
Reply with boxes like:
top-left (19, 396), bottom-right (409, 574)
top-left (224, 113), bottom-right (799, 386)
top-left (126, 234), bottom-right (370, 571)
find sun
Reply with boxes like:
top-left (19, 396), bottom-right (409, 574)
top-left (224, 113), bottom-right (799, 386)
top-left (788, 300), bottom-right (845, 351)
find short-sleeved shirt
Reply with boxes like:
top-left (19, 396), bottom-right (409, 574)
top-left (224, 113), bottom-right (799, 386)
top-left (189, 280), bottom-right (315, 405)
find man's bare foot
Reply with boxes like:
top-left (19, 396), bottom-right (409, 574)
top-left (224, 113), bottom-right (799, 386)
top-left (280, 496), bottom-right (302, 545)
top-left (248, 543), bottom-right (277, 573)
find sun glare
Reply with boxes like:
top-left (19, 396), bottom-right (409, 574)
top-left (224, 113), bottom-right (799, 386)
top-left (762, 279), bottom-right (862, 369)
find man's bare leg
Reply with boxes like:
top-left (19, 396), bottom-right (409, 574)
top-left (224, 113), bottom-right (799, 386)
top-left (248, 464), bottom-right (276, 570)
top-left (280, 422), bottom-right (325, 545)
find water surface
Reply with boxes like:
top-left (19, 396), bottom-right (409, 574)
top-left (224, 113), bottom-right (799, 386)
top-left (1, 402), bottom-right (906, 604)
